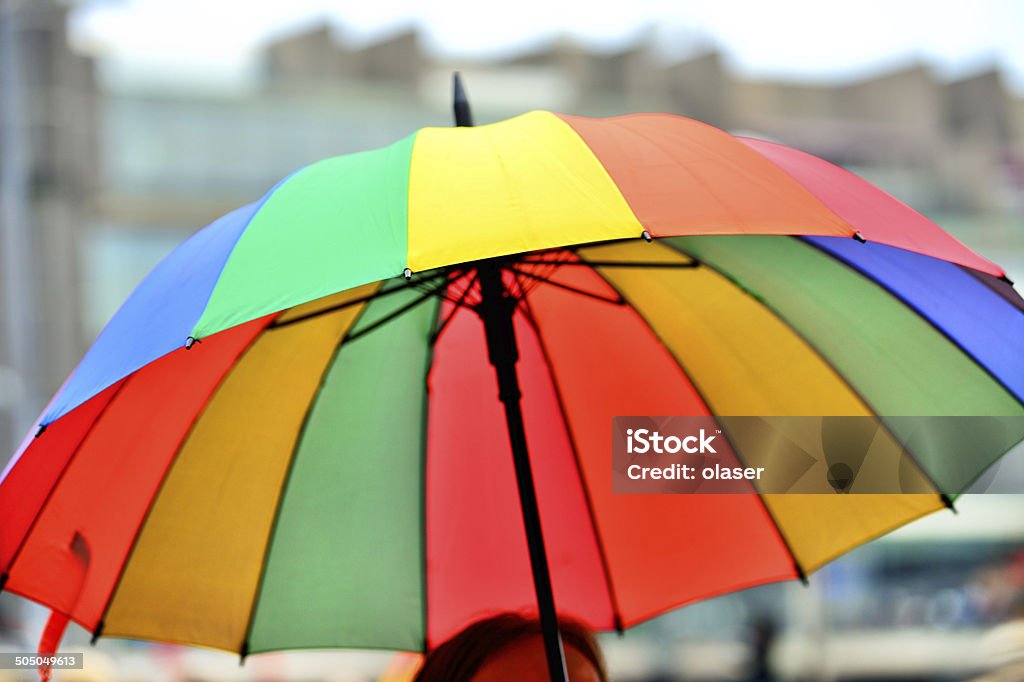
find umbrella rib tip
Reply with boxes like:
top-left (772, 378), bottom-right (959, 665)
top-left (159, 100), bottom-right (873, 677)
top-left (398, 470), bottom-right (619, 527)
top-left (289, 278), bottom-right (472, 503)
top-left (852, 231), bottom-right (867, 243)
top-left (641, 230), bottom-right (653, 243)
top-left (35, 424), bottom-right (47, 438)
top-left (89, 621), bottom-right (103, 646)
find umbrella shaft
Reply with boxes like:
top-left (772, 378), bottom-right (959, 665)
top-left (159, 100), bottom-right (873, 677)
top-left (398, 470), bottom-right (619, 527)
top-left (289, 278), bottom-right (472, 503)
top-left (477, 262), bottom-right (569, 682)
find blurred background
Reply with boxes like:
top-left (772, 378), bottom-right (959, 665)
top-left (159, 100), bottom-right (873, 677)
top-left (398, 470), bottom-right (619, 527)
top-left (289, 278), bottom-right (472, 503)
top-left (1, 0), bottom-right (1024, 680)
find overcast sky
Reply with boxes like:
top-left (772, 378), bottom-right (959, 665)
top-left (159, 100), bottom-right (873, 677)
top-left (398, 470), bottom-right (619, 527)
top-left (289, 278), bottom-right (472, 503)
top-left (71, 0), bottom-right (1024, 91)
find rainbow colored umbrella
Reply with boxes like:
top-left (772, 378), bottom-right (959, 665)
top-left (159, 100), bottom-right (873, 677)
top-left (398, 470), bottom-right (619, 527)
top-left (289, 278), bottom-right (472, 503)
top-left (1, 77), bottom-right (1022, 681)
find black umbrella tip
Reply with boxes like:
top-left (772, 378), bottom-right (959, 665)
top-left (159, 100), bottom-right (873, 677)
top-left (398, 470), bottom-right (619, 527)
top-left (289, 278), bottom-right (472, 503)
top-left (90, 621), bottom-right (104, 646)
top-left (452, 71), bottom-right (473, 127)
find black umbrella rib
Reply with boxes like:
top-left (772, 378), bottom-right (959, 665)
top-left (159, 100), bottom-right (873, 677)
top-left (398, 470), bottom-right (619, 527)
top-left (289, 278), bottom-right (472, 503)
top-left (269, 259), bottom-right (694, 331)
top-left (517, 296), bottom-right (628, 632)
top-left (511, 267), bottom-right (626, 305)
top-left (519, 258), bottom-right (701, 269)
top-left (268, 270), bottom-right (450, 329)
top-left (343, 281), bottom-right (451, 343)
top-left (430, 271), bottom-right (478, 345)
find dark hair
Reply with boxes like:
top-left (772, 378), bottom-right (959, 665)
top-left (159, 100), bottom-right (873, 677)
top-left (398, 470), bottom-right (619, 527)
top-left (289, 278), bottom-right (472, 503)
top-left (413, 613), bottom-right (608, 682)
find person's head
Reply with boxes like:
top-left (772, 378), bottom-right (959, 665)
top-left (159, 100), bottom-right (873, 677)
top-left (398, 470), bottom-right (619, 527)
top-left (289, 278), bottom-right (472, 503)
top-left (413, 613), bottom-right (608, 682)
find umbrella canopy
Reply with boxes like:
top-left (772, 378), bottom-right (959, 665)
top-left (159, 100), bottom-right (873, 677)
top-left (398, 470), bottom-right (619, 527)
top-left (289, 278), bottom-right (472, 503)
top-left (2, 91), bottom-right (1023, 676)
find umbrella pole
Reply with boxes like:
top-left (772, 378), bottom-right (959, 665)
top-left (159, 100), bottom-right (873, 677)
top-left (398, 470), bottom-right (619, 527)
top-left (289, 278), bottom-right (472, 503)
top-left (477, 260), bottom-right (569, 682)
top-left (453, 72), bottom-right (567, 682)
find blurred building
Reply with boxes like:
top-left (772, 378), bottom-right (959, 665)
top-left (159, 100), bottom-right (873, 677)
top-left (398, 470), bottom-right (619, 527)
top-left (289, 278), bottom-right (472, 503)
top-left (0, 0), bottom-right (97, 453)
top-left (264, 23), bottom-right (421, 87)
